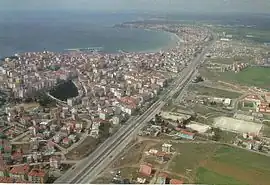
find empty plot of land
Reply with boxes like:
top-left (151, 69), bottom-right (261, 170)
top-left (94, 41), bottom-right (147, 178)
top-left (214, 116), bottom-right (262, 134)
top-left (188, 84), bottom-right (242, 99)
top-left (65, 136), bottom-right (98, 160)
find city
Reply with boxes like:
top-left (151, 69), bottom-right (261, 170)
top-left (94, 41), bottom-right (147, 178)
top-left (1, 1), bottom-right (270, 184)
top-left (0, 24), bottom-right (211, 183)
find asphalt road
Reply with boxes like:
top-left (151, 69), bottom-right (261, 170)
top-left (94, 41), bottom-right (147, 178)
top-left (54, 32), bottom-right (216, 184)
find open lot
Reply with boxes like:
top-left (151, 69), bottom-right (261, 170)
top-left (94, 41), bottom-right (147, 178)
top-left (199, 146), bottom-right (270, 185)
top-left (65, 136), bottom-right (98, 160)
top-left (15, 102), bottom-right (39, 111)
top-left (196, 167), bottom-right (246, 185)
top-left (213, 26), bottom-right (270, 43)
top-left (110, 141), bottom-right (156, 168)
top-left (188, 84), bottom-right (242, 99)
top-left (219, 67), bottom-right (270, 89)
top-left (207, 56), bottom-right (253, 64)
top-left (99, 137), bottom-right (270, 184)
top-left (199, 66), bottom-right (270, 90)
top-left (214, 116), bottom-right (263, 135)
top-left (169, 143), bottom-right (219, 182)
top-left (169, 143), bottom-right (270, 185)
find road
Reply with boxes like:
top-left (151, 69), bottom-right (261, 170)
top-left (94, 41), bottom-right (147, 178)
top-left (54, 32), bottom-right (216, 184)
top-left (11, 131), bottom-right (30, 142)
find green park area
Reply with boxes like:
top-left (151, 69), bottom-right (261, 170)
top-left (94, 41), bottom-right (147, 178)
top-left (169, 143), bottom-right (270, 185)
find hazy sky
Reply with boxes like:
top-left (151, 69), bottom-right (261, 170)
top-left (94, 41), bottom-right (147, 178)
top-left (1, 0), bottom-right (270, 14)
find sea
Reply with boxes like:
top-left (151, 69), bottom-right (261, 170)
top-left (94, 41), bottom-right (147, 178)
top-left (0, 11), bottom-right (175, 58)
top-left (1, 11), bottom-right (270, 58)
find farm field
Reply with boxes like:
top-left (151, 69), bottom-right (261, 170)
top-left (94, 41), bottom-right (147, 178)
top-left (169, 143), bottom-right (270, 185)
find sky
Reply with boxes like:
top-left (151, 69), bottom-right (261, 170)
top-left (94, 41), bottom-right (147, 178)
top-left (0, 0), bottom-right (270, 14)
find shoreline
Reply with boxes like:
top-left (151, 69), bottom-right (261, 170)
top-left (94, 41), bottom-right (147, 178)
top-left (126, 28), bottom-right (184, 54)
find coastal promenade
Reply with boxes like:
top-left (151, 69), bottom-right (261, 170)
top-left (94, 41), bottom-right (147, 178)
top-left (54, 30), bottom-right (216, 184)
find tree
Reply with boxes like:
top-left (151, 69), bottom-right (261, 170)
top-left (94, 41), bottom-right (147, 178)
top-left (212, 128), bottom-right (222, 141)
top-left (37, 93), bottom-right (56, 107)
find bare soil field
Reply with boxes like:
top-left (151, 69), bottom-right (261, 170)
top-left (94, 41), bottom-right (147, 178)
top-left (65, 136), bottom-right (98, 160)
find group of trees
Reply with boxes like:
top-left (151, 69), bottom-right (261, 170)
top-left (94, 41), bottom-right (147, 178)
top-left (36, 92), bottom-right (56, 107)
top-left (211, 127), bottom-right (222, 141)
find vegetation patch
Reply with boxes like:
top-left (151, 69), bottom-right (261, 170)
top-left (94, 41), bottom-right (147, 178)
top-left (243, 101), bottom-right (255, 108)
top-left (169, 143), bottom-right (219, 174)
top-left (170, 144), bottom-right (270, 185)
top-left (213, 146), bottom-right (270, 172)
top-left (111, 140), bottom-right (159, 169)
top-left (213, 26), bottom-right (270, 43)
top-left (49, 80), bottom-right (78, 101)
top-left (65, 136), bottom-right (98, 160)
top-left (219, 67), bottom-right (270, 89)
top-left (189, 84), bottom-right (242, 98)
top-left (207, 56), bottom-right (253, 64)
top-left (196, 167), bottom-right (247, 185)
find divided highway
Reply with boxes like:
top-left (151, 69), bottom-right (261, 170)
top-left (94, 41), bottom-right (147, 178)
top-left (54, 33), bottom-right (216, 184)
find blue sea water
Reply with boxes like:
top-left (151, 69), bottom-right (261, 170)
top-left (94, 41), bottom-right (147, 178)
top-left (0, 11), bottom-right (173, 58)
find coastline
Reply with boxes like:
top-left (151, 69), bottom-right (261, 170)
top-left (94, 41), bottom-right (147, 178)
top-left (0, 24), bottom-right (182, 58)
top-left (132, 29), bottom-right (184, 54)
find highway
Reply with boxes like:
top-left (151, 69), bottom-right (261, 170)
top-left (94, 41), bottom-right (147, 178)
top-left (54, 32), bottom-right (216, 184)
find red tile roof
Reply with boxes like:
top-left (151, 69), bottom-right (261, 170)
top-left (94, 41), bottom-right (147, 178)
top-left (47, 140), bottom-right (55, 147)
top-left (16, 179), bottom-right (31, 183)
top-left (170, 179), bottom-right (184, 184)
top-left (9, 165), bottom-right (30, 175)
top-left (12, 152), bottom-right (23, 160)
top-left (0, 177), bottom-right (14, 183)
top-left (62, 137), bottom-right (70, 143)
top-left (28, 169), bottom-right (46, 177)
top-left (0, 154), bottom-right (8, 171)
top-left (156, 151), bottom-right (167, 157)
top-left (139, 164), bottom-right (152, 177)
top-left (180, 130), bottom-right (195, 136)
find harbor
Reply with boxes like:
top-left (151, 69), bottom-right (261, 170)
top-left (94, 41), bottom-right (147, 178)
top-left (64, 47), bottom-right (104, 52)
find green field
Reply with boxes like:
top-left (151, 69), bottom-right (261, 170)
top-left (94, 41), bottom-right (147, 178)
top-left (212, 26), bottom-right (270, 43)
top-left (169, 144), bottom-right (270, 185)
top-left (201, 66), bottom-right (270, 89)
top-left (208, 56), bottom-right (254, 64)
top-left (169, 144), bottom-right (218, 174)
top-left (213, 146), bottom-right (270, 171)
top-left (220, 67), bottom-right (270, 89)
top-left (243, 101), bottom-right (255, 108)
top-left (189, 84), bottom-right (242, 98)
top-left (196, 167), bottom-right (248, 185)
